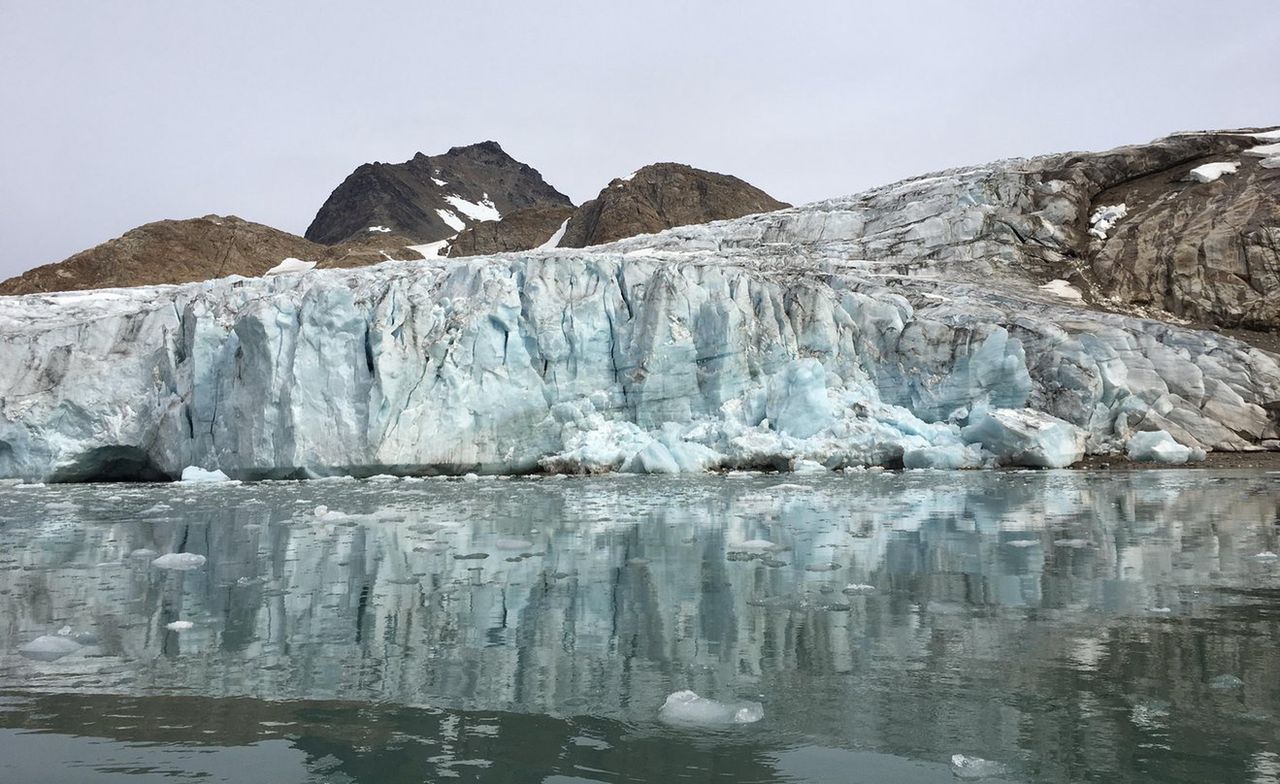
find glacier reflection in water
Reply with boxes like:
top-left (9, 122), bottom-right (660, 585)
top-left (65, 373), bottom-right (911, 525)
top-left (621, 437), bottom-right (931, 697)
top-left (1, 470), bottom-right (1279, 783)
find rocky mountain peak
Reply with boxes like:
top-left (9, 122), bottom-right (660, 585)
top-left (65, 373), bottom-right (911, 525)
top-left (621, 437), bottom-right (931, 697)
top-left (556, 162), bottom-right (789, 248)
top-left (304, 142), bottom-right (572, 246)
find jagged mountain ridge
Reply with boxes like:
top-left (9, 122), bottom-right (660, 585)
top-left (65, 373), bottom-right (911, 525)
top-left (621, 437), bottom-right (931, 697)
top-left (1, 128), bottom-right (1278, 482)
top-left (304, 141), bottom-right (573, 246)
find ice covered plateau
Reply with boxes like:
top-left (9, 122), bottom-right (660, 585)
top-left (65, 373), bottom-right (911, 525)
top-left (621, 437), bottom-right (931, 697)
top-left (1, 130), bottom-right (1278, 480)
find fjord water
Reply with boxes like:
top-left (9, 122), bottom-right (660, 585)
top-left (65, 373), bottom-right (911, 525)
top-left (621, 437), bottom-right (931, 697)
top-left (1, 471), bottom-right (1278, 783)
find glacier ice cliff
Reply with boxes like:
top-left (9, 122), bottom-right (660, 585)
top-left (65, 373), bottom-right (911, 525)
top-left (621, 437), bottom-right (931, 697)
top-left (1, 129), bottom-right (1279, 480)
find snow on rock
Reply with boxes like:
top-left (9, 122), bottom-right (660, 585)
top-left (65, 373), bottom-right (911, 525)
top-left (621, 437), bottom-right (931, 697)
top-left (1126, 430), bottom-right (1204, 464)
top-left (264, 258), bottom-right (316, 276)
top-left (181, 466), bottom-right (230, 483)
top-left (1252, 129), bottom-right (1280, 141)
top-left (435, 209), bottom-right (466, 233)
top-left (18, 634), bottom-right (83, 662)
top-left (2, 132), bottom-right (1279, 482)
top-left (1088, 204), bottom-right (1127, 240)
top-left (1244, 142), bottom-right (1280, 158)
top-left (960, 408), bottom-right (1085, 468)
top-left (367, 225), bottom-right (393, 233)
top-left (539, 218), bottom-right (570, 250)
top-left (658, 690), bottom-right (764, 726)
top-left (444, 194), bottom-right (501, 223)
top-left (1188, 161), bottom-right (1240, 183)
top-left (408, 239), bottom-right (452, 259)
top-left (1038, 279), bottom-right (1084, 303)
top-left (151, 552), bottom-right (208, 571)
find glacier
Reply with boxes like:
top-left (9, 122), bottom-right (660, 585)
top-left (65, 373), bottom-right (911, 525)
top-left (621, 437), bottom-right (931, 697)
top-left (1, 130), bottom-right (1278, 481)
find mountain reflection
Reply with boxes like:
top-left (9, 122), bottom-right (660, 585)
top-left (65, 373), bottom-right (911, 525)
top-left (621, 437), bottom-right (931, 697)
top-left (1, 471), bottom-right (1279, 783)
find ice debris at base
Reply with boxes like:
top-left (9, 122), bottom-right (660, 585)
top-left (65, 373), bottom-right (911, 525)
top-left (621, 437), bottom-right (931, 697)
top-left (151, 552), bottom-right (208, 571)
top-left (264, 257), bottom-right (316, 276)
top-left (165, 620), bottom-right (195, 631)
top-left (1189, 162), bottom-right (1240, 183)
top-left (950, 754), bottom-right (1008, 780)
top-left (181, 466), bottom-right (231, 482)
top-left (658, 690), bottom-right (764, 726)
top-left (18, 634), bottom-right (83, 662)
top-left (1088, 204), bottom-right (1127, 239)
top-left (1126, 430), bottom-right (1205, 464)
top-left (2, 132), bottom-right (1280, 482)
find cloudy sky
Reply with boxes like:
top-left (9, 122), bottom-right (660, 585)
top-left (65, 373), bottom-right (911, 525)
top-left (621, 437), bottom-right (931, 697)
top-left (1, 0), bottom-right (1276, 279)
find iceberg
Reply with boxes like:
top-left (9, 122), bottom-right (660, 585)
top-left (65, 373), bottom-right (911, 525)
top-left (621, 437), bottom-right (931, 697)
top-left (151, 552), bottom-right (208, 571)
top-left (658, 690), bottom-right (764, 726)
top-left (18, 634), bottom-right (82, 662)
top-left (1, 132), bottom-right (1278, 482)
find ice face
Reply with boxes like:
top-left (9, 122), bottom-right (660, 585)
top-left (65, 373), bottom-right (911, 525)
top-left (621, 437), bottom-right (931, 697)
top-left (1, 133), bottom-right (1278, 481)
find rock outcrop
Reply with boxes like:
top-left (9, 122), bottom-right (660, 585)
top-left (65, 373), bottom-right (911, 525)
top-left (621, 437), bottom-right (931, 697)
top-left (1079, 130), bottom-right (1280, 329)
top-left (556, 163), bottom-right (789, 248)
top-left (447, 205), bottom-right (574, 258)
top-left (2, 129), bottom-right (1279, 482)
top-left (0, 216), bottom-right (427, 296)
top-left (304, 141), bottom-right (573, 246)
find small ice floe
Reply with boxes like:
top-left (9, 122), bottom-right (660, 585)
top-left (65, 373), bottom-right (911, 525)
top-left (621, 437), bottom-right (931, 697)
top-left (804, 562), bottom-right (842, 572)
top-left (180, 466), bottom-right (230, 483)
top-left (658, 690), bottom-right (764, 726)
top-left (151, 552), bottom-right (207, 571)
top-left (18, 635), bottom-right (82, 662)
top-left (1088, 203), bottom-right (1127, 240)
top-left (949, 754), bottom-right (1007, 780)
top-left (494, 538), bottom-right (535, 551)
top-left (1039, 279), bottom-right (1084, 303)
top-left (791, 459), bottom-right (829, 475)
top-left (165, 621), bottom-right (194, 632)
top-left (1006, 539), bottom-right (1040, 548)
top-left (462, 472), bottom-right (480, 482)
top-left (129, 548), bottom-right (159, 559)
top-left (1188, 161), bottom-right (1240, 183)
top-left (1054, 538), bottom-right (1091, 548)
top-left (842, 583), bottom-right (876, 594)
top-left (1148, 606), bottom-right (1173, 614)
top-left (1209, 674), bottom-right (1244, 690)
top-left (264, 257), bottom-right (316, 276)
top-left (728, 539), bottom-right (781, 553)
top-left (1250, 551), bottom-right (1278, 560)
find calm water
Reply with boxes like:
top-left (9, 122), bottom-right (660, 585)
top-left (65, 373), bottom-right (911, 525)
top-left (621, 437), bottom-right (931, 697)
top-left (1, 470), bottom-right (1278, 783)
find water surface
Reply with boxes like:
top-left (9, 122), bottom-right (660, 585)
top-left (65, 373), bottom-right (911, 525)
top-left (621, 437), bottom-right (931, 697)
top-left (1, 471), bottom-right (1278, 782)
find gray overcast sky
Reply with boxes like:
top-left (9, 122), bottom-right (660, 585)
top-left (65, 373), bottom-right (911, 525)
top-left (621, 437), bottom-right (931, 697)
top-left (1, 1), bottom-right (1277, 279)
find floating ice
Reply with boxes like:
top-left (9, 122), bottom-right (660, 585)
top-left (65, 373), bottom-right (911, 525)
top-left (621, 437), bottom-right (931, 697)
top-left (791, 459), bottom-right (828, 474)
top-left (18, 635), bottom-right (82, 662)
top-left (495, 538), bottom-right (534, 551)
top-left (1188, 161), bottom-right (1240, 183)
top-left (1251, 551), bottom-right (1279, 560)
top-left (165, 620), bottom-right (195, 631)
top-left (728, 539), bottom-right (781, 553)
top-left (1209, 674), bottom-right (1244, 689)
top-left (950, 754), bottom-right (1007, 780)
top-left (658, 690), bottom-right (764, 726)
top-left (180, 466), bottom-right (230, 483)
top-left (1126, 430), bottom-right (1204, 465)
top-left (151, 552), bottom-right (208, 571)
top-left (264, 257), bottom-right (316, 276)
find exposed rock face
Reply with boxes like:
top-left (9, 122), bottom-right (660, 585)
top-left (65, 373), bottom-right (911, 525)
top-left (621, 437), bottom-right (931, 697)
top-left (2, 129), bottom-right (1279, 482)
top-left (304, 141), bottom-right (573, 246)
top-left (0, 216), bottom-right (427, 296)
top-left (556, 163), bottom-right (789, 247)
top-left (448, 205), bottom-right (574, 257)
top-left (1080, 135), bottom-right (1280, 329)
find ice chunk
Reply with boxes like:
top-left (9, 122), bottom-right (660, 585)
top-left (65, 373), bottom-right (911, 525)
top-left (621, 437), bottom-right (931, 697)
top-left (19, 635), bottom-right (82, 662)
top-left (791, 459), bottom-right (828, 474)
top-left (180, 466), bottom-right (230, 482)
top-left (1088, 203), bottom-right (1127, 240)
top-left (1126, 430), bottom-right (1204, 464)
top-left (766, 359), bottom-right (832, 438)
top-left (1209, 674), bottom-right (1244, 689)
top-left (902, 444), bottom-right (984, 470)
top-left (495, 538), bottom-right (534, 551)
top-left (151, 552), bottom-right (207, 571)
top-left (264, 257), bottom-right (316, 276)
top-left (960, 408), bottom-right (1084, 468)
top-left (165, 620), bottom-right (194, 631)
top-left (728, 539), bottom-right (781, 553)
top-left (658, 690), bottom-right (764, 726)
top-left (1188, 161), bottom-right (1239, 183)
top-left (950, 754), bottom-right (1007, 780)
